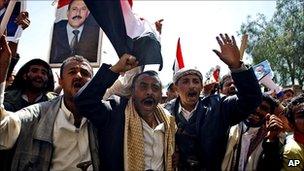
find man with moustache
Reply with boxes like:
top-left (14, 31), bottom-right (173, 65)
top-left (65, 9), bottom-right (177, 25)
top-left (222, 93), bottom-right (284, 171)
top-left (257, 93), bottom-right (304, 171)
top-left (164, 82), bottom-right (178, 103)
top-left (0, 36), bottom-right (100, 170)
top-left (3, 58), bottom-right (55, 112)
top-left (0, 58), bottom-right (55, 171)
top-left (164, 33), bottom-right (262, 170)
top-left (75, 54), bottom-right (176, 170)
top-left (50, 0), bottom-right (100, 63)
top-left (220, 74), bottom-right (237, 96)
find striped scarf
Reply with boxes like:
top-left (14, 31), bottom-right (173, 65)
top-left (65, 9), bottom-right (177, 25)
top-left (123, 98), bottom-right (175, 171)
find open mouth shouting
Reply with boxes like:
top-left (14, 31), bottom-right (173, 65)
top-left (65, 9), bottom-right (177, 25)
top-left (73, 80), bottom-right (84, 91)
top-left (142, 97), bottom-right (156, 109)
top-left (187, 91), bottom-right (199, 98)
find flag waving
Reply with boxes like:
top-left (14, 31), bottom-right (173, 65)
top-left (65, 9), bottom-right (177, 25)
top-left (57, 0), bottom-right (71, 8)
top-left (173, 37), bottom-right (185, 74)
top-left (83, 0), bottom-right (163, 70)
top-left (212, 65), bottom-right (220, 82)
top-left (55, 0), bottom-right (70, 22)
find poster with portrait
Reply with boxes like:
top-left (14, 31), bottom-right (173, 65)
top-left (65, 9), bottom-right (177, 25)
top-left (0, 0), bottom-right (26, 42)
top-left (49, 0), bottom-right (103, 67)
top-left (253, 60), bottom-right (273, 80)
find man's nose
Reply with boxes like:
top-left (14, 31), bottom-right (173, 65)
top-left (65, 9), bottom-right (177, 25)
top-left (146, 87), bottom-right (153, 95)
top-left (76, 9), bottom-right (81, 16)
top-left (75, 71), bottom-right (83, 78)
top-left (36, 70), bottom-right (45, 78)
top-left (189, 81), bottom-right (196, 88)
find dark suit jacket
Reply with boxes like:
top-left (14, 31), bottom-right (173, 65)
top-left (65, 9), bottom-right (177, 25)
top-left (164, 68), bottom-right (262, 171)
top-left (75, 64), bottom-right (126, 170)
top-left (50, 18), bottom-right (100, 63)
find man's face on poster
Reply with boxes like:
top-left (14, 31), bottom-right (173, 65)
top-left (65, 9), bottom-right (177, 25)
top-left (67, 0), bottom-right (90, 29)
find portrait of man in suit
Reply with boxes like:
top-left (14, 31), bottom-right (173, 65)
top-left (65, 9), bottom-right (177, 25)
top-left (49, 0), bottom-right (101, 65)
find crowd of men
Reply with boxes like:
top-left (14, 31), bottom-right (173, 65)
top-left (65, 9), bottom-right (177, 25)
top-left (0, 0), bottom-right (303, 171)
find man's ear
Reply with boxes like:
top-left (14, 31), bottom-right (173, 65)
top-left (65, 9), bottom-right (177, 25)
top-left (58, 77), bottom-right (63, 87)
top-left (85, 11), bottom-right (90, 18)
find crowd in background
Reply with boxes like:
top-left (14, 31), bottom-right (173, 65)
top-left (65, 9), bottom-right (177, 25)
top-left (0, 0), bottom-right (303, 171)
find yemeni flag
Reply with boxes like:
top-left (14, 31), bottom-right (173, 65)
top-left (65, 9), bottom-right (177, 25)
top-left (173, 37), bottom-right (185, 74)
top-left (84, 0), bottom-right (163, 70)
top-left (212, 65), bottom-right (220, 82)
top-left (54, 0), bottom-right (70, 22)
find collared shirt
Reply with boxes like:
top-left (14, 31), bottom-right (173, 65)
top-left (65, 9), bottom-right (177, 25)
top-left (0, 8), bottom-right (5, 17)
top-left (0, 82), bottom-right (5, 108)
top-left (21, 93), bottom-right (43, 103)
top-left (66, 23), bottom-right (84, 45)
top-left (141, 117), bottom-right (165, 171)
top-left (238, 122), bottom-right (259, 171)
top-left (51, 99), bottom-right (92, 171)
top-left (178, 102), bottom-right (199, 121)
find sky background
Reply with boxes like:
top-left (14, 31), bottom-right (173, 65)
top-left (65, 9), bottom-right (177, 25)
top-left (16, 0), bottom-right (277, 88)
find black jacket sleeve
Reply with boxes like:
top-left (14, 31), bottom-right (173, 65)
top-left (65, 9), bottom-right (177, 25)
top-left (223, 68), bottom-right (262, 125)
top-left (257, 138), bottom-right (283, 171)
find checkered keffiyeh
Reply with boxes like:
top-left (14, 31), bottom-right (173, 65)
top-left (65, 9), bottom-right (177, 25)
top-left (124, 98), bottom-right (176, 171)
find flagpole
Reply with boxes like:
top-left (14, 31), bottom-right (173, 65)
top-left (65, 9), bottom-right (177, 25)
top-left (239, 34), bottom-right (248, 60)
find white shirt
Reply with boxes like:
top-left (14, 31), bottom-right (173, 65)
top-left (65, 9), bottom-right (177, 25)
top-left (0, 94), bottom-right (92, 170)
top-left (66, 23), bottom-right (84, 46)
top-left (141, 117), bottom-right (165, 171)
top-left (21, 94), bottom-right (43, 103)
top-left (0, 82), bottom-right (5, 108)
top-left (238, 123), bottom-right (259, 171)
top-left (178, 102), bottom-right (199, 121)
top-left (51, 99), bottom-right (92, 171)
top-left (0, 8), bottom-right (5, 17)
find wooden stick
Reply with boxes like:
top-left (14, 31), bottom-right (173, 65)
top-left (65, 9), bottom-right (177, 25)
top-left (239, 34), bottom-right (248, 60)
top-left (0, 0), bottom-right (17, 36)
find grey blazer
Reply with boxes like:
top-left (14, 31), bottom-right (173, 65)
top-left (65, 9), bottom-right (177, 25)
top-left (4, 96), bottom-right (100, 171)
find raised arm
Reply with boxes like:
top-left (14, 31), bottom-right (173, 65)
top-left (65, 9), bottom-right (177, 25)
top-left (75, 54), bottom-right (138, 126)
top-left (0, 36), bottom-right (21, 149)
top-left (0, 35), bottom-right (12, 83)
top-left (213, 33), bottom-right (262, 124)
top-left (0, 36), bottom-right (20, 149)
top-left (213, 33), bottom-right (241, 69)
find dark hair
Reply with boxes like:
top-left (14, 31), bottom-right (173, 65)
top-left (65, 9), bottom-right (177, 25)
top-left (283, 88), bottom-right (295, 95)
top-left (262, 93), bottom-right (280, 113)
top-left (60, 55), bottom-right (93, 78)
top-left (68, 0), bottom-right (76, 10)
top-left (10, 59), bottom-right (54, 92)
top-left (167, 83), bottom-right (174, 91)
top-left (131, 70), bottom-right (161, 92)
top-left (219, 74), bottom-right (232, 90)
top-left (285, 93), bottom-right (304, 125)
